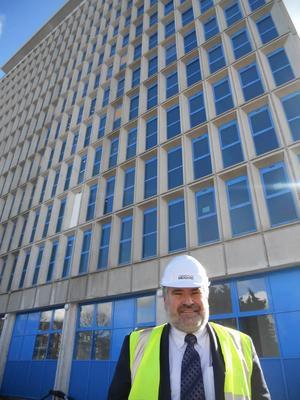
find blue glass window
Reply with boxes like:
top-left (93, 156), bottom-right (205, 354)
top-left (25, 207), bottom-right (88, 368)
top-left (147, 83), bottom-right (158, 109)
top-left (182, 7), bottom-right (194, 26)
top-left (93, 147), bottom-right (102, 176)
top-left (189, 91), bottom-right (206, 127)
top-left (92, 42), bottom-right (97, 53)
top-left (165, 0), bottom-right (174, 16)
top-left (0, 227), bottom-right (6, 250)
top-left (82, 82), bottom-right (89, 98)
top-left (148, 55), bottom-right (158, 77)
top-left (102, 33), bottom-right (107, 45)
top-left (192, 134), bottom-right (212, 179)
top-left (56, 199), bottom-right (66, 233)
top-left (213, 77), bottom-right (234, 116)
top-left (79, 230), bottom-right (92, 274)
top-left (203, 15), bottom-right (219, 41)
top-left (150, 11), bottom-right (158, 27)
top-left (123, 33), bottom-right (129, 47)
top-left (18, 217), bottom-right (27, 247)
top-left (42, 206), bottom-right (52, 238)
top-left (119, 216), bottom-right (133, 264)
top-left (102, 87), bottom-right (110, 107)
top-left (90, 97), bottom-right (97, 116)
top-left (64, 163), bottom-right (73, 190)
top-left (71, 132), bottom-right (79, 155)
top-left (117, 77), bottom-right (125, 98)
top-left (248, 106), bottom-right (279, 155)
top-left (19, 251), bottom-right (31, 289)
top-left (98, 114), bottom-right (107, 138)
top-left (208, 43), bottom-right (226, 74)
top-left (84, 123), bottom-right (92, 147)
top-left (166, 71), bottom-right (178, 99)
top-left (224, 2), bottom-right (242, 27)
top-left (113, 105), bottom-right (122, 130)
top-left (134, 43), bottom-right (142, 60)
top-left (32, 247), bottom-right (44, 285)
top-left (77, 105), bottom-right (84, 124)
top-left (144, 157), bottom-right (157, 198)
top-left (39, 178), bottom-right (48, 203)
top-left (168, 198), bottom-right (186, 252)
top-left (109, 138), bottom-right (119, 168)
top-left (104, 176), bottom-right (115, 214)
top-left (239, 63), bottom-right (264, 102)
top-left (120, 53), bottom-right (127, 70)
top-left (200, 0), bottom-right (213, 13)
top-left (165, 43), bottom-right (177, 66)
top-left (126, 128), bottom-right (137, 159)
top-left (46, 241), bottom-right (59, 282)
top-left (281, 91), bottom-right (300, 141)
top-left (98, 223), bottom-right (111, 269)
top-left (146, 117), bottom-right (158, 150)
top-left (82, 50), bottom-right (87, 62)
top-left (110, 43), bottom-right (116, 57)
top-left (231, 29), bottom-right (252, 60)
top-left (136, 22), bottom-right (143, 37)
top-left (267, 48), bottom-right (295, 87)
top-left (167, 104), bottom-right (181, 139)
top-left (168, 146), bottom-right (183, 189)
top-left (137, 5), bottom-right (144, 17)
top-left (165, 19), bottom-right (175, 39)
top-left (127, 0), bottom-right (132, 9)
top-left (256, 14), bottom-right (278, 45)
top-left (30, 212), bottom-right (40, 243)
top-left (87, 60), bottom-right (93, 74)
top-left (186, 58), bottom-right (201, 87)
top-left (196, 187), bottom-right (219, 245)
top-left (226, 175), bottom-right (256, 236)
top-left (62, 236), bottom-right (74, 278)
top-left (98, 52), bottom-right (104, 66)
top-left (149, 31), bottom-right (158, 50)
top-left (123, 167), bottom-right (135, 207)
top-left (51, 170), bottom-right (60, 197)
top-left (19, 190), bottom-right (26, 213)
top-left (132, 66), bottom-right (140, 88)
top-left (184, 30), bottom-right (198, 54)
top-left (78, 155), bottom-right (87, 184)
top-left (7, 255), bottom-right (18, 291)
top-left (106, 64), bottom-right (113, 80)
top-left (116, 8), bottom-right (121, 18)
top-left (7, 222), bottom-right (17, 252)
top-left (150, 0), bottom-right (157, 6)
top-left (142, 207), bottom-right (157, 259)
top-left (113, 25), bottom-right (119, 36)
top-left (129, 94), bottom-right (139, 120)
top-left (219, 120), bottom-right (244, 168)
top-left (0, 260), bottom-right (7, 287)
top-left (248, 0), bottom-right (265, 12)
top-left (86, 185), bottom-right (97, 221)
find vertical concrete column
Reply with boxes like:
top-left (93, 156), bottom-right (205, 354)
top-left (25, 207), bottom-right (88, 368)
top-left (54, 303), bottom-right (78, 395)
top-left (156, 294), bottom-right (167, 326)
top-left (0, 313), bottom-right (16, 388)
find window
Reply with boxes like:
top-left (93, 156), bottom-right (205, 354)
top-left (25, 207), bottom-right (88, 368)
top-left (56, 199), bottom-right (66, 233)
top-left (192, 134), bottom-right (212, 179)
top-left (55, 121), bottom-right (61, 139)
top-left (186, 58), bottom-right (202, 87)
top-left (109, 138), bottom-right (119, 168)
top-left (18, 217), bottom-right (28, 247)
top-left (104, 176), bottom-right (115, 214)
top-left (30, 212), bottom-right (40, 243)
top-left (122, 168), bottom-right (135, 207)
top-left (144, 157), bottom-right (157, 199)
top-left (208, 43), bottom-right (226, 74)
top-left (200, 0), bottom-right (213, 13)
top-left (146, 117), bottom-right (157, 150)
top-left (256, 14), bottom-right (278, 44)
top-left (126, 128), bottom-right (137, 159)
top-left (59, 140), bottom-right (66, 162)
top-left (18, 190), bottom-right (26, 214)
top-left (102, 87), bottom-right (110, 107)
top-left (150, 11), bottom-right (158, 27)
top-left (94, 72), bottom-right (101, 89)
top-left (79, 230), bottom-right (92, 274)
top-left (239, 62), bottom-right (264, 102)
top-left (149, 31), bottom-right (158, 50)
top-left (98, 114), bottom-right (107, 138)
top-left (150, 0), bottom-right (157, 6)
top-left (46, 241), bottom-right (59, 282)
top-left (92, 42), bottom-right (97, 53)
top-left (196, 187), bottom-right (219, 245)
top-left (189, 91), bottom-right (206, 127)
top-left (77, 105), bottom-right (84, 124)
top-left (110, 43), bottom-right (116, 57)
top-left (78, 156), bottom-right (87, 184)
top-left (8, 195), bottom-right (15, 220)
top-left (64, 163), bottom-right (73, 190)
top-left (147, 83), bottom-right (158, 110)
top-left (71, 132), bottom-right (79, 155)
top-left (123, 33), bottom-right (129, 47)
top-left (93, 148), bottom-right (102, 177)
top-left (113, 25), bottom-right (119, 38)
top-left (248, 0), bottom-right (265, 12)
top-left (96, 25), bottom-right (100, 35)
top-left (7, 255), bottom-right (18, 292)
top-left (281, 91), bottom-right (300, 141)
top-left (120, 53), bottom-right (127, 70)
top-left (87, 61), bottom-right (93, 74)
top-left (136, 22), bottom-right (143, 37)
top-left (47, 147), bottom-right (55, 169)
top-left (0, 228), bottom-right (6, 251)
top-left (219, 120), bottom-right (244, 168)
top-left (227, 175), bottom-right (257, 236)
top-left (82, 81), bottom-right (89, 98)
top-left (125, 15), bottom-right (132, 27)
top-left (82, 50), bottom-right (87, 62)
top-left (29, 184), bottom-right (36, 209)
top-left (113, 105), bottom-right (122, 130)
top-left (137, 5), bottom-right (144, 17)
top-left (62, 236), bottom-right (74, 278)
top-left (148, 55), bottom-right (158, 77)
top-left (51, 170), bottom-right (60, 197)
top-left (142, 207), bottom-right (157, 259)
top-left (129, 94), bottom-right (139, 120)
top-left (77, 70), bottom-right (82, 83)
top-left (260, 162), bottom-right (298, 226)
top-left (108, 2), bottom-right (113, 11)
top-left (19, 251), bottom-right (31, 289)
top-left (248, 105), bottom-right (279, 155)
top-left (168, 198), bottom-right (186, 252)
top-left (7, 222), bottom-right (17, 252)
top-left (182, 7), bottom-right (194, 26)
top-left (98, 223), bottom-right (111, 269)
top-left (102, 33), bottom-right (107, 45)
top-left (90, 97), bottom-right (97, 116)
top-left (166, 72), bottom-right (178, 99)
top-left (119, 216), bottom-right (133, 264)
top-left (127, 0), bottom-right (132, 9)
top-left (165, 0), bottom-right (174, 16)
top-left (98, 52), bottom-right (104, 66)
top-left (213, 77), bottom-right (234, 116)
top-left (134, 42), bottom-right (142, 60)
top-left (184, 30), bottom-right (198, 54)
top-left (224, 1), bottom-right (242, 27)
top-left (42, 207), bottom-right (52, 239)
top-left (167, 104), bottom-right (181, 139)
top-left (168, 146), bottom-right (183, 190)
top-left (165, 43), bottom-right (177, 66)
top-left (267, 48), bottom-right (295, 87)
top-left (116, 8), bottom-right (121, 18)
top-left (117, 77), bottom-right (125, 98)
top-left (132, 66), bottom-right (140, 88)
top-left (0, 260), bottom-right (7, 287)
top-left (165, 19), bottom-right (175, 39)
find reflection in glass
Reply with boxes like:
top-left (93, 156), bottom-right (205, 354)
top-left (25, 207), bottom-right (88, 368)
top-left (33, 334), bottom-right (49, 359)
top-left (39, 311), bottom-right (52, 331)
top-left (52, 309), bottom-right (65, 330)
top-left (237, 278), bottom-right (269, 312)
top-left (240, 314), bottom-right (279, 358)
top-left (136, 296), bottom-right (155, 324)
top-left (96, 302), bottom-right (112, 326)
top-left (92, 330), bottom-right (111, 360)
top-left (209, 284), bottom-right (233, 315)
top-left (79, 304), bottom-right (94, 327)
top-left (47, 333), bottom-right (61, 359)
top-left (74, 331), bottom-right (92, 360)
top-left (211, 318), bottom-right (237, 330)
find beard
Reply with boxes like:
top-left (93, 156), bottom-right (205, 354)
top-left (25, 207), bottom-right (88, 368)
top-left (165, 300), bottom-right (209, 334)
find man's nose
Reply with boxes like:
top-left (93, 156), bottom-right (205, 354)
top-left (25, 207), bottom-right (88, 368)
top-left (183, 294), bottom-right (194, 306)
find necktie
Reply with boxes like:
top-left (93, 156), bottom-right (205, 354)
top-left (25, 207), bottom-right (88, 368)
top-left (181, 334), bottom-right (206, 400)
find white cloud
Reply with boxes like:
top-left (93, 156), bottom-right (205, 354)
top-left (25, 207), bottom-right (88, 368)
top-left (0, 15), bottom-right (5, 37)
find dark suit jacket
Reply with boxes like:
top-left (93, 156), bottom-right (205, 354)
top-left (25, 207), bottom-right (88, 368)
top-left (107, 323), bottom-right (270, 400)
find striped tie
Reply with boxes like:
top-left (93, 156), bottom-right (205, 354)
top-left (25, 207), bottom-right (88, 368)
top-left (180, 334), bottom-right (206, 400)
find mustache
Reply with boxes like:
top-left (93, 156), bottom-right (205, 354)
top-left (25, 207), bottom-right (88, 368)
top-left (178, 304), bottom-right (201, 312)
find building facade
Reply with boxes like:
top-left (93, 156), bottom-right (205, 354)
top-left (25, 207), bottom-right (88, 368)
top-left (0, 0), bottom-right (300, 398)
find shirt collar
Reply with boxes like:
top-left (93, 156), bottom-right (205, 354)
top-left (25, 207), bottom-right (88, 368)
top-left (170, 324), bottom-right (208, 350)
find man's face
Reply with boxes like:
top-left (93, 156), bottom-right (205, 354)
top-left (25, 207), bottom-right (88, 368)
top-left (164, 287), bottom-right (209, 334)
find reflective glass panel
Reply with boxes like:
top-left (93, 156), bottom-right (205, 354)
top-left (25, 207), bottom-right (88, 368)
top-left (52, 309), bottom-right (65, 330)
top-left (33, 334), bottom-right (49, 359)
top-left (209, 284), bottom-right (233, 315)
top-left (96, 302), bottom-right (112, 326)
top-left (79, 304), bottom-right (94, 327)
top-left (47, 333), bottom-right (61, 359)
top-left (136, 296), bottom-right (155, 324)
top-left (74, 331), bottom-right (92, 359)
top-left (92, 330), bottom-right (111, 360)
top-left (237, 277), bottom-right (269, 312)
top-left (39, 311), bottom-right (52, 331)
top-left (212, 318), bottom-right (237, 330)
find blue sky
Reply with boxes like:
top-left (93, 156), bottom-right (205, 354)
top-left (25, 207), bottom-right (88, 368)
top-left (0, 0), bottom-right (299, 80)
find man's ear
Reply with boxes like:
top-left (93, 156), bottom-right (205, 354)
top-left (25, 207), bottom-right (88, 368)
top-left (163, 296), bottom-right (167, 310)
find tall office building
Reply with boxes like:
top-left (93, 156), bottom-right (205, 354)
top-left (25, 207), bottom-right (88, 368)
top-left (0, 0), bottom-right (299, 398)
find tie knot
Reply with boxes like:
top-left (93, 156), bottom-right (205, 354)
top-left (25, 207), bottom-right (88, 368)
top-left (185, 334), bottom-right (197, 345)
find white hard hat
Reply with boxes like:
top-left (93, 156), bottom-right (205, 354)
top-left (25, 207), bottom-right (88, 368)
top-left (160, 255), bottom-right (210, 288)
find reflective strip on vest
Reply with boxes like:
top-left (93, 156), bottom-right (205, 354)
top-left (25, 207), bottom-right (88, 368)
top-left (210, 322), bottom-right (252, 400)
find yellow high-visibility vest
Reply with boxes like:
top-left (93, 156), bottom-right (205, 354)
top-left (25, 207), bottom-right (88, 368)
top-left (128, 323), bottom-right (253, 400)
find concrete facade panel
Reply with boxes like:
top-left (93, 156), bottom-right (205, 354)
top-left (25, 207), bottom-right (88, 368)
top-left (6, 291), bottom-right (22, 313)
top-left (34, 284), bottom-right (52, 308)
top-left (20, 287), bottom-right (37, 311)
top-left (67, 275), bottom-right (88, 302)
top-left (0, 295), bottom-right (8, 313)
top-left (132, 259), bottom-right (159, 292)
top-left (107, 266), bottom-right (131, 296)
top-left (190, 245), bottom-right (227, 279)
top-left (86, 271), bottom-right (108, 299)
top-left (50, 280), bottom-right (69, 306)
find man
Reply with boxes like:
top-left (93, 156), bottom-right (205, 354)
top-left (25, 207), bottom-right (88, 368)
top-left (108, 255), bottom-right (270, 400)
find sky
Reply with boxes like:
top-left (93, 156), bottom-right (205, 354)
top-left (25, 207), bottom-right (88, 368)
top-left (0, 0), bottom-right (299, 80)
